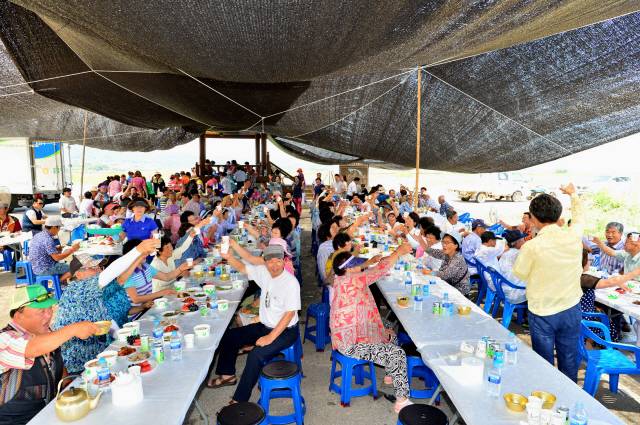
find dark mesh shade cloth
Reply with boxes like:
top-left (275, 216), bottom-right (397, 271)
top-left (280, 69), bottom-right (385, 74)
top-left (0, 1), bottom-right (639, 171)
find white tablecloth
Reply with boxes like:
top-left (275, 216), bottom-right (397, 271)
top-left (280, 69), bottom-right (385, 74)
top-left (594, 289), bottom-right (640, 322)
top-left (28, 278), bottom-right (248, 425)
top-left (61, 217), bottom-right (98, 232)
top-left (377, 277), bottom-right (627, 425)
top-left (0, 231), bottom-right (33, 249)
top-left (63, 244), bottom-right (124, 257)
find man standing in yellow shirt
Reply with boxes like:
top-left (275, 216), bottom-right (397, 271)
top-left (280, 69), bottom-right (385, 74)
top-left (512, 183), bottom-right (585, 382)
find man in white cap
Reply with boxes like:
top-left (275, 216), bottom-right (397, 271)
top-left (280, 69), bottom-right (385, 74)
top-left (0, 285), bottom-right (99, 424)
top-left (209, 244), bottom-right (301, 411)
top-left (28, 217), bottom-right (80, 283)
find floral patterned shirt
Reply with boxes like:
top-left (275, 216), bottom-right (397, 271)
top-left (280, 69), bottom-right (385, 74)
top-left (426, 248), bottom-right (470, 295)
top-left (330, 256), bottom-right (393, 351)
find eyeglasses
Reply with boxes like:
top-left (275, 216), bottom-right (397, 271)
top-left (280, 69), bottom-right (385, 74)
top-left (35, 202), bottom-right (44, 205)
top-left (17, 292), bottom-right (54, 309)
top-left (441, 240), bottom-right (455, 245)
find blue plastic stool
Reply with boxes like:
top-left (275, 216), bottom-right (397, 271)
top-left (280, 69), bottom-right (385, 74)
top-left (217, 402), bottom-right (267, 425)
top-left (1, 250), bottom-right (13, 272)
top-left (397, 332), bottom-right (412, 347)
top-left (402, 343), bottom-right (440, 400)
top-left (266, 334), bottom-right (304, 378)
top-left (35, 274), bottom-right (63, 299)
top-left (303, 303), bottom-right (331, 352)
top-left (22, 240), bottom-right (29, 257)
top-left (15, 260), bottom-right (34, 287)
top-left (397, 404), bottom-right (449, 425)
top-left (322, 285), bottom-right (330, 304)
top-left (330, 351), bottom-right (378, 407)
top-left (258, 361), bottom-right (305, 425)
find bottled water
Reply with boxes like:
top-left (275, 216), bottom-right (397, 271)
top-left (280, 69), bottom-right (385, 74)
top-left (170, 330), bottom-right (182, 362)
top-left (152, 320), bottom-right (163, 345)
top-left (97, 358), bottom-right (111, 393)
top-left (405, 272), bottom-right (412, 294)
top-left (505, 332), bottom-right (518, 364)
top-left (569, 402), bottom-right (588, 425)
top-left (442, 293), bottom-right (450, 316)
top-left (210, 298), bottom-right (219, 319)
top-left (486, 357), bottom-right (502, 399)
top-left (394, 263), bottom-right (401, 278)
top-left (429, 272), bottom-right (436, 286)
top-left (414, 295), bottom-right (423, 311)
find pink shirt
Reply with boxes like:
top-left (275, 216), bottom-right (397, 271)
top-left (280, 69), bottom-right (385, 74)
top-left (108, 180), bottom-right (122, 197)
top-left (164, 215), bottom-right (181, 244)
top-left (130, 177), bottom-right (146, 194)
top-left (330, 256), bottom-right (394, 351)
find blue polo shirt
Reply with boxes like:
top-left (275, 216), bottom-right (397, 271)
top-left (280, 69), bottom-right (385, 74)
top-left (121, 215), bottom-right (158, 241)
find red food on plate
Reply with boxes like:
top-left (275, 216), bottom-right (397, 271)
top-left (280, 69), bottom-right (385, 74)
top-left (182, 297), bottom-right (196, 304)
top-left (181, 304), bottom-right (190, 311)
top-left (133, 339), bottom-right (141, 346)
top-left (139, 360), bottom-right (152, 373)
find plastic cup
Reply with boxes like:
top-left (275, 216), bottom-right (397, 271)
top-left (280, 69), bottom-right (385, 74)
top-left (526, 403), bottom-right (541, 425)
top-left (222, 236), bottom-right (229, 244)
top-left (220, 244), bottom-right (229, 254)
top-left (184, 334), bottom-right (195, 348)
top-left (238, 221), bottom-right (244, 229)
top-left (153, 298), bottom-right (168, 308)
top-left (218, 299), bottom-right (229, 311)
top-left (174, 281), bottom-right (186, 291)
top-left (187, 258), bottom-right (194, 267)
top-left (540, 409), bottom-right (554, 425)
top-left (632, 233), bottom-right (639, 242)
top-left (588, 234), bottom-right (594, 241)
top-left (128, 365), bottom-right (141, 377)
top-left (550, 412), bottom-right (565, 425)
top-left (217, 205), bottom-right (222, 211)
top-left (194, 227), bottom-right (201, 235)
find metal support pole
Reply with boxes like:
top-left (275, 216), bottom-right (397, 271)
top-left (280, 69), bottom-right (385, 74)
top-left (261, 133), bottom-right (267, 175)
top-left (199, 134), bottom-right (206, 179)
top-left (80, 110), bottom-right (88, 197)
top-left (255, 134), bottom-right (260, 167)
top-left (414, 69), bottom-right (421, 209)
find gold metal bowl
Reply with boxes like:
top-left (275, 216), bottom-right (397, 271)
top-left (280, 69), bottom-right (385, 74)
top-left (94, 321), bottom-right (111, 336)
top-left (531, 391), bottom-right (556, 409)
top-left (397, 296), bottom-right (409, 307)
top-left (503, 393), bottom-right (528, 412)
top-left (457, 306), bottom-right (471, 315)
top-left (219, 274), bottom-right (230, 281)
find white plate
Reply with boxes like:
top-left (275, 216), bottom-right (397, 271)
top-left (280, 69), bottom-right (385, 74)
top-left (127, 350), bottom-right (152, 363)
top-left (137, 359), bottom-right (158, 375)
top-left (162, 325), bottom-right (181, 337)
top-left (162, 332), bottom-right (183, 343)
top-left (217, 285), bottom-right (232, 291)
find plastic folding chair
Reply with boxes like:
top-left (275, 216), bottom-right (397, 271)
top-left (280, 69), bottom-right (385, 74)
top-left (591, 255), bottom-right (600, 269)
top-left (487, 267), bottom-right (527, 329)
top-left (1, 249), bottom-right (14, 272)
top-left (579, 317), bottom-right (640, 397)
top-left (464, 257), bottom-right (482, 294)
top-left (458, 212), bottom-right (470, 222)
top-left (474, 257), bottom-right (495, 312)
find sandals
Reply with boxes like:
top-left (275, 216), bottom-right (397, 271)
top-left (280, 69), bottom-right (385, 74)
top-left (394, 399), bottom-right (413, 413)
top-left (207, 375), bottom-right (237, 389)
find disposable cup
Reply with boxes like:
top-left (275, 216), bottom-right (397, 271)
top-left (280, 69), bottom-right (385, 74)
top-left (550, 412), bottom-right (565, 425)
top-left (184, 334), bottom-right (195, 348)
top-left (174, 280), bottom-right (186, 291)
top-left (238, 221), bottom-right (244, 229)
top-left (128, 365), bottom-right (141, 377)
top-left (588, 235), bottom-right (594, 241)
top-left (153, 298), bottom-right (168, 308)
top-left (97, 350), bottom-right (118, 366)
top-left (540, 409), bottom-right (553, 425)
top-left (232, 280), bottom-right (244, 290)
top-left (123, 321), bottom-right (140, 334)
top-left (217, 206), bottom-right (222, 211)
top-left (526, 403), bottom-right (541, 424)
top-left (222, 236), bottom-right (229, 244)
top-left (203, 284), bottom-right (216, 294)
top-left (84, 359), bottom-right (100, 377)
top-left (560, 183), bottom-right (569, 189)
top-left (194, 227), bottom-right (201, 235)
top-left (187, 258), bottom-right (194, 267)
top-left (219, 299), bottom-right (229, 311)
top-left (220, 244), bottom-right (229, 254)
top-left (632, 233), bottom-right (639, 242)
top-left (194, 324), bottom-right (211, 337)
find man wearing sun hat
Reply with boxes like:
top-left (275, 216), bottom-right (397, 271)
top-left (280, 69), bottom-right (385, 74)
top-left (0, 285), bottom-right (99, 424)
top-left (210, 244), bottom-right (301, 410)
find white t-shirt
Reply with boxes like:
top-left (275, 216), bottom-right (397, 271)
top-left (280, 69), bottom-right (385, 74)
top-left (331, 181), bottom-right (345, 194)
top-left (347, 181), bottom-right (357, 196)
top-left (26, 209), bottom-right (38, 220)
top-left (246, 263), bottom-right (301, 328)
top-left (79, 199), bottom-right (94, 217)
top-left (59, 196), bottom-right (77, 213)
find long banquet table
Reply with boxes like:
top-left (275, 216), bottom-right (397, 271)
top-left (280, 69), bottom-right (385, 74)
top-left (377, 275), bottom-right (627, 425)
top-left (594, 288), bottom-right (640, 322)
top-left (29, 277), bottom-right (248, 425)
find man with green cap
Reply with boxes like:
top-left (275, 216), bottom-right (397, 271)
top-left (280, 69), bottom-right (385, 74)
top-left (0, 285), bottom-right (99, 424)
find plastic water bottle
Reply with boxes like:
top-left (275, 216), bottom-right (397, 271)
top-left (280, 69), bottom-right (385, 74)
top-left (569, 402), bottom-right (588, 425)
top-left (170, 330), bottom-right (182, 362)
top-left (97, 358), bottom-right (111, 393)
top-left (442, 293), bottom-right (450, 316)
top-left (365, 230), bottom-right (371, 243)
top-left (429, 272), bottom-right (436, 286)
top-left (486, 357), bottom-right (502, 399)
top-left (505, 332), bottom-right (518, 364)
top-left (405, 272), bottom-right (412, 294)
top-left (152, 320), bottom-right (163, 345)
top-left (210, 298), bottom-right (219, 319)
top-left (394, 263), bottom-right (401, 278)
top-left (414, 295), bottom-right (423, 311)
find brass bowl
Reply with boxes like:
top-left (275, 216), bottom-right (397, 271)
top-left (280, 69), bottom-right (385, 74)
top-left (504, 393), bottom-right (528, 412)
top-left (397, 296), bottom-right (409, 307)
top-left (219, 274), bottom-right (230, 281)
top-left (457, 306), bottom-right (471, 315)
top-left (531, 391), bottom-right (556, 410)
top-left (94, 321), bottom-right (111, 336)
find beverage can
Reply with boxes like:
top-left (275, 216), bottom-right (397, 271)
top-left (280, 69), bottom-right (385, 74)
top-left (556, 406), bottom-right (570, 422)
top-left (423, 284), bottom-right (429, 296)
top-left (140, 334), bottom-right (149, 351)
top-left (215, 265), bottom-right (222, 276)
top-left (432, 302), bottom-right (440, 314)
top-left (494, 348), bottom-right (504, 365)
top-left (404, 262), bottom-right (411, 271)
top-left (154, 343), bottom-right (165, 363)
top-left (482, 336), bottom-right (489, 344)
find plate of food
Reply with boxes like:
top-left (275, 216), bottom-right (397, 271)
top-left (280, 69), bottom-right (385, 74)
top-left (163, 325), bottom-right (180, 337)
top-left (216, 284), bottom-right (232, 291)
top-left (176, 291), bottom-right (193, 299)
top-left (92, 372), bottom-right (117, 385)
top-left (181, 297), bottom-right (196, 304)
top-left (127, 350), bottom-right (152, 363)
top-left (117, 346), bottom-right (137, 358)
top-left (180, 302), bottom-right (200, 313)
top-left (159, 317), bottom-right (179, 326)
top-left (192, 293), bottom-right (208, 298)
top-left (137, 359), bottom-right (157, 374)
top-left (162, 332), bottom-right (182, 342)
top-left (163, 311), bottom-right (181, 318)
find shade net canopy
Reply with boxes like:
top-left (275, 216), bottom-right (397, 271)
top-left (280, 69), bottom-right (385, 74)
top-left (0, 1), bottom-right (639, 171)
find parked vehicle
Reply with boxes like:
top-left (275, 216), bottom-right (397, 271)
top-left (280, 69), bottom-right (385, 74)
top-left (576, 176), bottom-right (632, 195)
top-left (527, 186), bottom-right (557, 200)
top-left (453, 172), bottom-right (531, 203)
top-left (0, 138), bottom-right (72, 212)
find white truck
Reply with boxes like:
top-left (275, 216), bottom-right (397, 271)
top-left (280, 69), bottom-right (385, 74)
top-left (452, 172), bottom-right (531, 203)
top-left (0, 138), bottom-right (73, 212)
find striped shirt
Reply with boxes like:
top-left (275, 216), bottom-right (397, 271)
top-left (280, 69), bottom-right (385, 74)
top-left (0, 322), bottom-right (36, 373)
top-left (123, 264), bottom-right (158, 306)
top-left (599, 240), bottom-right (625, 274)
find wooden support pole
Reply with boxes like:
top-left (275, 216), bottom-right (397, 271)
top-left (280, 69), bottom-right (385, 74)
top-left (80, 110), bottom-right (88, 197)
top-left (255, 135), bottom-right (260, 166)
top-left (414, 69), bottom-right (421, 210)
top-left (199, 134), bottom-right (206, 178)
top-left (261, 133), bottom-right (267, 176)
